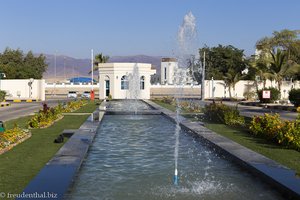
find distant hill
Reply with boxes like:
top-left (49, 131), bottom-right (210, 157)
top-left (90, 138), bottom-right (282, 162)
top-left (43, 54), bottom-right (163, 81)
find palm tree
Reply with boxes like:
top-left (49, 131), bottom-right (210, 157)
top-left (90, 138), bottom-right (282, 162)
top-left (89, 53), bottom-right (109, 74)
top-left (249, 55), bottom-right (272, 89)
top-left (269, 49), bottom-right (300, 91)
top-left (223, 68), bottom-right (244, 98)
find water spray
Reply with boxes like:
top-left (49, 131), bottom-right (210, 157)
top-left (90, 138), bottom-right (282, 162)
top-left (174, 168), bottom-right (179, 185)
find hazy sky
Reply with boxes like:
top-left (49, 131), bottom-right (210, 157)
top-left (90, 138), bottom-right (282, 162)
top-left (0, 0), bottom-right (299, 58)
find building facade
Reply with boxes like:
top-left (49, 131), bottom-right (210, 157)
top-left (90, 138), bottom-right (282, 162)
top-left (160, 58), bottom-right (193, 85)
top-left (160, 58), bottom-right (178, 85)
top-left (98, 63), bottom-right (156, 99)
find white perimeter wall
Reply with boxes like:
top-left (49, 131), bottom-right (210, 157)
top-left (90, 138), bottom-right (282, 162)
top-left (204, 80), bottom-right (300, 99)
top-left (151, 80), bottom-right (300, 100)
top-left (0, 79), bottom-right (45, 100)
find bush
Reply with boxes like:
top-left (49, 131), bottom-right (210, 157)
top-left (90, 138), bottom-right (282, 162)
top-left (249, 113), bottom-right (300, 151)
top-left (204, 102), bottom-right (245, 127)
top-left (243, 91), bottom-right (257, 101)
top-left (278, 120), bottom-right (300, 151)
top-left (161, 96), bottom-right (174, 104)
top-left (249, 114), bottom-right (284, 140)
top-left (108, 94), bottom-right (112, 101)
top-left (257, 87), bottom-right (280, 103)
top-left (289, 88), bottom-right (300, 107)
top-left (180, 101), bottom-right (202, 113)
top-left (0, 90), bottom-right (6, 102)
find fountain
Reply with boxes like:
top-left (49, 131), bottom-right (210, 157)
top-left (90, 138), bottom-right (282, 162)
top-left (128, 63), bottom-right (140, 114)
top-left (173, 11), bottom-right (199, 185)
top-left (64, 11), bottom-right (287, 200)
top-left (67, 108), bottom-right (283, 199)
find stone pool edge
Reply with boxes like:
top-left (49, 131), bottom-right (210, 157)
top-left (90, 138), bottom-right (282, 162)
top-left (17, 106), bottom-right (104, 200)
top-left (144, 100), bottom-right (300, 200)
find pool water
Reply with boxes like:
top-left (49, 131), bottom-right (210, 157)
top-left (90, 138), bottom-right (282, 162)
top-left (106, 100), bottom-right (153, 111)
top-left (67, 114), bottom-right (282, 200)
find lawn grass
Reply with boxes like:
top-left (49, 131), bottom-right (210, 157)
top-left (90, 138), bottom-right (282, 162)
top-left (152, 100), bottom-right (176, 112)
top-left (205, 123), bottom-right (300, 174)
top-left (152, 99), bottom-right (300, 174)
top-left (0, 102), bottom-right (95, 194)
top-left (72, 100), bottom-right (100, 113)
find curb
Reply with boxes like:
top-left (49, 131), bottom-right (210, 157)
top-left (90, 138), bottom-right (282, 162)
top-left (5, 99), bottom-right (40, 103)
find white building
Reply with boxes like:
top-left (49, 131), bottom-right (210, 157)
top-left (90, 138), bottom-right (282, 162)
top-left (161, 58), bottom-right (178, 85)
top-left (98, 63), bottom-right (156, 99)
top-left (161, 58), bottom-right (193, 85)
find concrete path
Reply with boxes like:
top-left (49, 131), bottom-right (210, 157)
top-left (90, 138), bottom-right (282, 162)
top-left (213, 101), bottom-right (299, 121)
top-left (0, 99), bottom-right (69, 122)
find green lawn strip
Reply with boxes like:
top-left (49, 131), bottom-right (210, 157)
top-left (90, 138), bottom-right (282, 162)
top-left (0, 115), bottom-right (89, 195)
top-left (0, 102), bottom-right (97, 194)
top-left (72, 100), bottom-right (100, 113)
top-left (152, 100), bottom-right (300, 174)
top-left (152, 100), bottom-right (176, 112)
top-left (152, 100), bottom-right (201, 114)
top-left (5, 116), bottom-right (32, 129)
top-left (205, 123), bottom-right (300, 174)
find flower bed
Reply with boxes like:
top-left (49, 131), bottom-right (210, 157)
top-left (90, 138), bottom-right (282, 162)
top-left (28, 100), bottom-right (87, 129)
top-left (0, 127), bottom-right (31, 154)
top-left (62, 100), bottom-right (87, 113)
top-left (249, 113), bottom-right (300, 151)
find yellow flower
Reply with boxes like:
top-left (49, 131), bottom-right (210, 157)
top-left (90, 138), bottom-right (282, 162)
top-left (297, 107), bottom-right (300, 113)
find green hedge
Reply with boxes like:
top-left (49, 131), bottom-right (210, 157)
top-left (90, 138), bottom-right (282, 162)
top-left (289, 88), bottom-right (300, 107)
top-left (257, 87), bottom-right (280, 103)
top-left (203, 102), bottom-right (245, 127)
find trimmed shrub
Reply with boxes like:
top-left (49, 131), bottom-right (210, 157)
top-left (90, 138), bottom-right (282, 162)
top-left (0, 90), bottom-right (6, 102)
top-left (289, 88), bottom-right (300, 107)
top-left (257, 87), bottom-right (280, 103)
top-left (249, 114), bottom-right (284, 140)
top-left (204, 102), bottom-right (245, 127)
top-left (249, 113), bottom-right (300, 151)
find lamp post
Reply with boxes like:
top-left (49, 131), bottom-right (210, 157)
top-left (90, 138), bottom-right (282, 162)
top-left (0, 72), bottom-right (6, 91)
top-left (201, 51), bottom-right (206, 101)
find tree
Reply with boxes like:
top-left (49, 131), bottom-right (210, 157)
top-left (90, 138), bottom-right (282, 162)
top-left (255, 29), bottom-right (300, 88)
top-left (0, 48), bottom-right (47, 79)
top-left (198, 45), bottom-right (248, 80)
top-left (256, 29), bottom-right (300, 58)
top-left (223, 68), bottom-right (244, 98)
top-left (89, 53), bottom-right (109, 74)
top-left (249, 55), bottom-right (272, 89)
top-left (269, 49), bottom-right (300, 90)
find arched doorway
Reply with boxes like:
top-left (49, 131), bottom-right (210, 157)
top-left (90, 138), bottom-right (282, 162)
top-left (104, 76), bottom-right (110, 97)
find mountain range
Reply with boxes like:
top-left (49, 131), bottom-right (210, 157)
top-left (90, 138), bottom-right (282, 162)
top-left (43, 54), bottom-right (163, 80)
